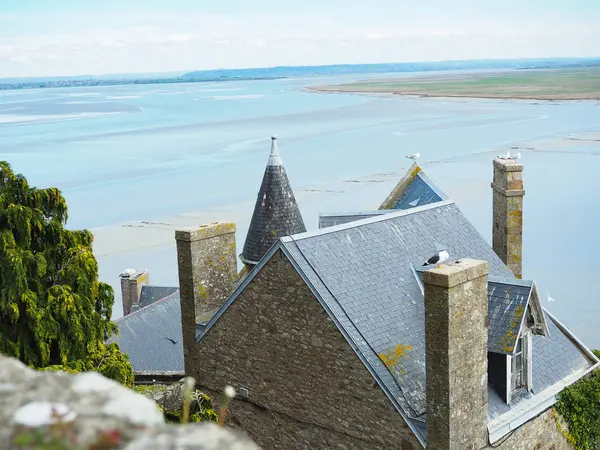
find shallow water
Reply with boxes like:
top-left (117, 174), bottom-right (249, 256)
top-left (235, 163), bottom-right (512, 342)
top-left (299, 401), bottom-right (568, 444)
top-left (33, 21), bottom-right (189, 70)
top-left (1, 74), bottom-right (599, 346)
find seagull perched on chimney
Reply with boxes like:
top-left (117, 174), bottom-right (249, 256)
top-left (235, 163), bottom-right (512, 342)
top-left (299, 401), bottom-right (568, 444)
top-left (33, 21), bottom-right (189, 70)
top-left (498, 150), bottom-right (511, 160)
top-left (406, 153), bottom-right (420, 161)
top-left (422, 249), bottom-right (450, 269)
top-left (510, 152), bottom-right (522, 161)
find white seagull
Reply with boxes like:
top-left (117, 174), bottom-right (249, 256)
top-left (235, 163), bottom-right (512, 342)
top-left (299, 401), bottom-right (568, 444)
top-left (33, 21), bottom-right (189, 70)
top-left (422, 249), bottom-right (450, 269)
top-left (546, 291), bottom-right (555, 303)
top-left (510, 152), bottom-right (522, 161)
top-left (406, 153), bottom-right (420, 161)
top-left (498, 150), bottom-right (511, 160)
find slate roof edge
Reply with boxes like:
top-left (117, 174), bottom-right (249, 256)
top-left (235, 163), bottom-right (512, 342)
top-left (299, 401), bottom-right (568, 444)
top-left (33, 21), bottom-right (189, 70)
top-left (141, 285), bottom-right (179, 290)
top-left (318, 210), bottom-right (390, 218)
top-left (543, 309), bottom-right (600, 365)
top-left (487, 363), bottom-right (593, 444)
top-left (285, 198), bottom-right (455, 242)
top-left (488, 313), bottom-right (600, 443)
top-left (416, 170), bottom-right (450, 201)
top-left (115, 289), bottom-right (180, 324)
top-left (278, 241), bottom-right (427, 448)
top-left (487, 276), bottom-right (532, 287)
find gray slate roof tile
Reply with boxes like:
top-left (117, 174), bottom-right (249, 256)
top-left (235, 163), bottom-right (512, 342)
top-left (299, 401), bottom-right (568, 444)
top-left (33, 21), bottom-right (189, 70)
top-left (392, 172), bottom-right (444, 210)
top-left (110, 290), bottom-right (184, 374)
top-left (241, 145), bottom-right (306, 264)
top-left (138, 285), bottom-right (179, 310)
top-left (282, 201), bottom-right (512, 417)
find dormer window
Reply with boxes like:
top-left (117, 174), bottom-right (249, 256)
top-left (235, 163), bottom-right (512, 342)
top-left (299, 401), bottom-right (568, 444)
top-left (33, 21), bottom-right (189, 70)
top-left (511, 335), bottom-right (525, 392)
top-left (506, 330), bottom-right (532, 403)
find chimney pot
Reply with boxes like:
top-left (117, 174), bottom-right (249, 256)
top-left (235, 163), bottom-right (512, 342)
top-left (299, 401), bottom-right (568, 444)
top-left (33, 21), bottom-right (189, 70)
top-left (120, 269), bottom-right (149, 316)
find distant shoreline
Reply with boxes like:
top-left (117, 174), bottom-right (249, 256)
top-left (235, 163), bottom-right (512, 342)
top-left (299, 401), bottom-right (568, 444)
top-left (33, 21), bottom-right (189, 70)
top-left (308, 68), bottom-right (600, 101)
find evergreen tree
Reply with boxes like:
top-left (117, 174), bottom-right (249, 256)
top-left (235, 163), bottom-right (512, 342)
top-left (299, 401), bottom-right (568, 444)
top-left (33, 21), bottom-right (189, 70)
top-left (0, 161), bottom-right (133, 386)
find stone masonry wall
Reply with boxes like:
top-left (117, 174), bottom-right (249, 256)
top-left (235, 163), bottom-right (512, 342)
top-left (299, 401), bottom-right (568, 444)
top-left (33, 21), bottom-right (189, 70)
top-left (193, 249), bottom-right (421, 450)
top-left (424, 259), bottom-right (490, 450)
top-left (491, 158), bottom-right (524, 279)
top-left (176, 222), bottom-right (238, 377)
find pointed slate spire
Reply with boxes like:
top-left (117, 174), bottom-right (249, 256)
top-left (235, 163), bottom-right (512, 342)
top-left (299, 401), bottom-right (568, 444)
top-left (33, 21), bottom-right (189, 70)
top-left (240, 136), bottom-right (306, 266)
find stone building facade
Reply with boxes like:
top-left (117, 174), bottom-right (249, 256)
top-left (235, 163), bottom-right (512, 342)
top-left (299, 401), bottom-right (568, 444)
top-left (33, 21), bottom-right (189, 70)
top-left (167, 148), bottom-right (595, 449)
top-left (193, 249), bottom-right (421, 450)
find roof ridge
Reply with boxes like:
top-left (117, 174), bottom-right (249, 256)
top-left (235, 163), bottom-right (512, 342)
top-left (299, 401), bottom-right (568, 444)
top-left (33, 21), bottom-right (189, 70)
top-left (319, 210), bottom-right (389, 218)
top-left (116, 289), bottom-right (180, 322)
top-left (283, 198), bottom-right (454, 242)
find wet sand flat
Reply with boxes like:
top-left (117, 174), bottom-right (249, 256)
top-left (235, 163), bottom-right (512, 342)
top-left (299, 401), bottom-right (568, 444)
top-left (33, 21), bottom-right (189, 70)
top-left (310, 68), bottom-right (600, 100)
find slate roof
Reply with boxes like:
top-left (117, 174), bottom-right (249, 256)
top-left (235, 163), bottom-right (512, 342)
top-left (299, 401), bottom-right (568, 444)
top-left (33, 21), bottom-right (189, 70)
top-left (279, 200), bottom-right (512, 420)
top-left (319, 211), bottom-right (389, 229)
top-left (379, 163), bottom-right (448, 211)
top-left (414, 268), bottom-right (541, 356)
top-left (488, 313), bottom-right (594, 421)
top-left (240, 136), bottom-right (306, 265)
top-left (131, 285), bottom-right (179, 313)
top-left (203, 198), bottom-right (599, 446)
top-left (486, 278), bottom-right (533, 355)
top-left (110, 290), bottom-right (184, 374)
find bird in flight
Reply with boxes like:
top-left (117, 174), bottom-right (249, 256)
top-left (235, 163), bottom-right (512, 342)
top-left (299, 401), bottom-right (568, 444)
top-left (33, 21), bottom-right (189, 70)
top-left (164, 337), bottom-right (178, 344)
top-left (406, 153), bottom-right (420, 161)
top-left (422, 249), bottom-right (450, 269)
top-left (546, 292), bottom-right (555, 303)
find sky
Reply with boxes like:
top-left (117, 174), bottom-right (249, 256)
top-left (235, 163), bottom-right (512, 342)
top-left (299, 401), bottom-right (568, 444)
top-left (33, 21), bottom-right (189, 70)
top-left (1, 0), bottom-right (600, 78)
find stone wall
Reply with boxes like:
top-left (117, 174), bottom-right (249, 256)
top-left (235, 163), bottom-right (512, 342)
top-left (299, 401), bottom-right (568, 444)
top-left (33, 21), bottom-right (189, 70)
top-left (193, 249), bottom-right (421, 450)
top-left (491, 158), bottom-right (525, 279)
top-left (424, 259), bottom-right (490, 450)
top-left (176, 222), bottom-right (238, 377)
top-left (0, 355), bottom-right (259, 450)
top-left (485, 409), bottom-right (571, 450)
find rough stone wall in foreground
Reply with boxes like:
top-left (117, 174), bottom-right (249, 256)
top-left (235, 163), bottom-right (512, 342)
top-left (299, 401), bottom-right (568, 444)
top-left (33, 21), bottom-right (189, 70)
top-left (194, 249), bottom-right (421, 450)
top-left (0, 355), bottom-right (258, 450)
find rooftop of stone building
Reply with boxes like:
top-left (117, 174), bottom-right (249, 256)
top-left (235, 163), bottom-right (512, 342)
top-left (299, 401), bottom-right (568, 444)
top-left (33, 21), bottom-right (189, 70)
top-left (198, 163), bottom-right (599, 447)
top-left (110, 287), bottom-right (185, 376)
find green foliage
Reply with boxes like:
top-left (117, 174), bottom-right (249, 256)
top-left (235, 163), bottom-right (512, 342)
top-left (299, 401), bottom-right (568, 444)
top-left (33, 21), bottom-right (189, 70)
top-left (40, 342), bottom-right (134, 387)
top-left (190, 390), bottom-right (219, 423)
top-left (0, 161), bottom-right (132, 385)
top-left (157, 389), bottom-right (218, 424)
top-left (555, 349), bottom-right (600, 450)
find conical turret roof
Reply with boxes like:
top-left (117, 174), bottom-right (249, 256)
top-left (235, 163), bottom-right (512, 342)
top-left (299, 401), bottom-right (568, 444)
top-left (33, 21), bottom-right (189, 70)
top-left (241, 136), bottom-right (306, 265)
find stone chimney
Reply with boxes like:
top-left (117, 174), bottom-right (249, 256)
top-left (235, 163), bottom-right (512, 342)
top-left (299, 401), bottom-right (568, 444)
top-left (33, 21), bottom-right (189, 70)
top-left (491, 158), bottom-right (524, 279)
top-left (175, 222), bottom-right (237, 374)
top-left (119, 269), bottom-right (149, 316)
top-left (423, 259), bottom-right (489, 450)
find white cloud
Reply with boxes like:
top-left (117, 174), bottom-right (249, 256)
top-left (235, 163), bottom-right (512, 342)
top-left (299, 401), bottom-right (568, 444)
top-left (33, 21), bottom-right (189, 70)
top-left (0, 9), bottom-right (599, 77)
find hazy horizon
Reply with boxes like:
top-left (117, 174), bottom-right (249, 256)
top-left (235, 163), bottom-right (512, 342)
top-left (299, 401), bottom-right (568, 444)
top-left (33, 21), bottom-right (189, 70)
top-left (1, 56), bottom-right (599, 82)
top-left (1, 0), bottom-right (600, 78)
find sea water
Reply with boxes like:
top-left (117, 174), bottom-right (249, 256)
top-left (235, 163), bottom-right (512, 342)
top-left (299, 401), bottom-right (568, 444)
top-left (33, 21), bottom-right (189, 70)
top-left (1, 73), bottom-right (599, 346)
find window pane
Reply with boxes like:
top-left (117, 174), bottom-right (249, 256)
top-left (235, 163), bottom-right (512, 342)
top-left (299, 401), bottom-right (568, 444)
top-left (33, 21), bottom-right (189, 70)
top-left (515, 353), bottom-right (523, 369)
top-left (515, 370), bottom-right (522, 387)
top-left (516, 337), bottom-right (522, 353)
